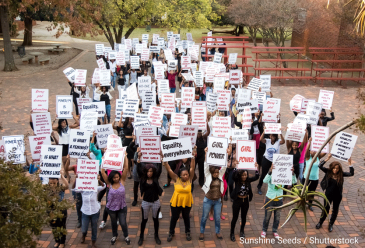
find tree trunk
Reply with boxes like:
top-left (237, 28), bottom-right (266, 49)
top-left (22, 17), bottom-right (33, 46)
top-left (239, 25), bottom-right (244, 34)
top-left (124, 27), bottom-right (135, 39)
top-left (0, 5), bottom-right (18, 71)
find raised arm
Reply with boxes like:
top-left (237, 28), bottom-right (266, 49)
top-left (299, 130), bottom-right (308, 151)
top-left (101, 168), bottom-right (110, 185)
top-left (319, 153), bottom-right (331, 173)
top-left (69, 112), bottom-right (80, 128)
top-left (305, 137), bottom-right (312, 160)
top-left (120, 154), bottom-right (129, 183)
top-left (260, 128), bottom-right (266, 144)
top-left (279, 133), bottom-right (285, 145)
top-left (189, 147), bottom-right (197, 180)
top-left (163, 161), bottom-right (178, 181)
top-left (343, 157), bottom-right (354, 177)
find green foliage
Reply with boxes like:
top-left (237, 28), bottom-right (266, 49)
top-left (0, 161), bottom-right (73, 248)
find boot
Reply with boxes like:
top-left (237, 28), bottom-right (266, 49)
top-left (155, 234), bottom-right (161, 245)
top-left (328, 223), bottom-right (334, 232)
top-left (81, 233), bottom-right (86, 243)
top-left (230, 232), bottom-right (235, 242)
top-left (91, 240), bottom-right (97, 248)
top-left (138, 235), bottom-right (144, 246)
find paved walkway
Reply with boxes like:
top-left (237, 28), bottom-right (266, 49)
top-left (1, 25), bottom-right (365, 248)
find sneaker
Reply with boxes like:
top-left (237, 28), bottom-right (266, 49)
top-left (308, 206), bottom-right (313, 211)
top-left (124, 237), bottom-right (131, 245)
top-left (138, 236), bottom-right (143, 246)
top-left (258, 188), bottom-right (262, 195)
top-left (260, 231), bottom-right (266, 238)
top-left (110, 236), bottom-right (118, 245)
top-left (76, 222), bottom-right (81, 228)
top-left (167, 234), bottom-right (174, 242)
top-left (158, 212), bottom-right (163, 219)
top-left (117, 221), bottom-right (119, 225)
top-left (273, 232), bottom-right (280, 239)
top-left (132, 200), bottom-right (137, 206)
top-left (99, 221), bottom-right (106, 229)
top-left (154, 234), bottom-right (161, 245)
top-left (186, 232), bottom-right (192, 241)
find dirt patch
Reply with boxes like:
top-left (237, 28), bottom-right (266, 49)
top-left (0, 47), bottom-right (82, 77)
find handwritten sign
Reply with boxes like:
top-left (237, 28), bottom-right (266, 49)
top-left (135, 126), bottom-right (156, 145)
top-left (130, 56), bottom-right (140, 69)
top-left (140, 136), bottom-right (161, 163)
top-left (236, 140), bottom-right (256, 169)
top-left (271, 154), bottom-right (293, 186)
top-left (306, 101), bottom-right (323, 125)
top-left (192, 106), bottom-right (207, 130)
top-left (76, 159), bottom-right (99, 192)
top-left (74, 69), bottom-right (87, 86)
top-left (236, 88), bottom-right (251, 102)
top-left (63, 67), bottom-right (76, 82)
top-left (148, 106), bottom-right (164, 127)
top-left (259, 75), bottom-right (271, 92)
top-left (262, 98), bottom-right (281, 123)
top-left (82, 102), bottom-right (106, 117)
top-left (212, 116), bottom-right (231, 138)
top-left (56, 95), bottom-right (73, 119)
top-left (206, 136), bottom-right (228, 167)
top-left (69, 129), bottom-right (90, 159)
top-left (80, 111), bottom-right (98, 131)
top-left (31, 112), bottom-right (52, 136)
top-left (142, 91), bottom-right (156, 112)
top-left (39, 145), bottom-right (62, 178)
top-left (265, 123), bottom-right (282, 134)
top-left (160, 93), bottom-right (176, 114)
top-left (3, 135), bottom-right (25, 164)
top-left (134, 113), bottom-right (149, 123)
top-left (311, 125), bottom-right (329, 153)
top-left (96, 58), bottom-right (106, 70)
top-left (318, 90), bottom-right (334, 110)
top-left (115, 99), bottom-right (124, 122)
top-left (29, 135), bottom-right (51, 162)
top-left (77, 98), bottom-right (92, 115)
top-left (330, 132), bottom-right (357, 162)
top-left (141, 48), bottom-right (150, 61)
top-left (206, 92), bottom-right (218, 112)
top-left (285, 123), bottom-right (306, 142)
top-left (138, 76), bottom-right (151, 96)
top-left (116, 51), bottom-right (125, 66)
top-left (193, 71), bottom-right (204, 87)
top-left (181, 56), bottom-right (191, 70)
top-left (215, 89), bottom-right (230, 111)
top-left (179, 125), bottom-right (198, 147)
top-left (213, 52), bottom-right (223, 63)
top-left (294, 113), bottom-right (310, 125)
top-left (252, 91), bottom-right (266, 105)
top-left (170, 113), bottom-right (188, 137)
top-left (300, 98), bottom-right (315, 114)
top-left (229, 70), bottom-right (240, 85)
top-left (236, 99), bottom-right (259, 114)
top-left (290, 94), bottom-right (305, 112)
top-left (102, 147), bottom-right (126, 171)
top-left (95, 44), bottom-right (104, 55)
top-left (228, 53), bottom-right (237, 64)
top-left (241, 107), bottom-right (252, 130)
top-left (181, 87), bottom-right (195, 108)
top-left (94, 124), bottom-right (113, 148)
top-left (231, 129), bottom-right (249, 144)
top-left (161, 137), bottom-right (192, 162)
top-left (213, 77), bottom-right (225, 90)
top-left (247, 78), bottom-right (261, 91)
top-left (123, 99), bottom-right (139, 118)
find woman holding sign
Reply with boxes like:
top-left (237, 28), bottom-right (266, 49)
top-left (100, 156), bottom-right (131, 245)
top-left (119, 115), bottom-right (135, 179)
top-left (316, 154), bottom-right (354, 232)
top-left (163, 149), bottom-right (196, 242)
top-left (286, 130), bottom-right (308, 180)
top-left (96, 86), bottom-right (114, 123)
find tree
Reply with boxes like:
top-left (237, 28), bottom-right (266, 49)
top-left (0, 1), bottom-right (17, 71)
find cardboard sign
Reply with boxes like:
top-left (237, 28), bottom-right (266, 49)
top-left (99, 69), bottom-right (111, 86)
top-left (259, 75), bottom-right (271, 92)
top-left (294, 113), bottom-right (310, 125)
top-left (229, 70), bottom-right (240, 85)
top-left (236, 88), bottom-right (251, 102)
top-left (236, 99), bottom-right (259, 114)
top-left (311, 125), bottom-right (329, 153)
top-left (265, 123), bottom-right (282, 134)
top-left (306, 101), bottom-right (323, 125)
top-left (135, 126), bottom-right (156, 145)
top-left (40, 145), bottom-right (62, 178)
top-left (318, 90), bottom-right (334, 110)
top-left (206, 136), bottom-right (228, 167)
top-left (170, 113), bottom-right (188, 137)
top-left (231, 129), bottom-right (249, 144)
top-left (95, 44), bottom-right (104, 55)
top-left (179, 125), bottom-right (198, 147)
top-left (213, 52), bottom-right (223, 63)
top-left (300, 98), bottom-right (315, 114)
top-left (69, 129), bottom-right (90, 159)
top-left (116, 51), bottom-right (125, 66)
top-left (228, 53), bottom-right (238, 64)
top-left (76, 159), bottom-right (99, 192)
top-left (192, 106), bottom-right (207, 130)
top-left (63, 67), bottom-right (76, 82)
top-left (102, 147), bottom-right (126, 171)
top-left (215, 89), bottom-right (231, 111)
top-left (74, 69), bottom-right (87, 86)
top-left (212, 116), bottom-right (231, 138)
top-left (271, 154), bottom-right (293, 186)
top-left (160, 93), bottom-right (176, 114)
top-left (181, 87), bottom-right (195, 108)
top-left (130, 56), bottom-right (140, 69)
top-left (262, 98), bottom-right (281, 123)
top-left (236, 140), bottom-right (256, 169)
top-left (142, 91), bottom-right (156, 111)
top-left (193, 71), bottom-right (204, 87)
top-left (138, 76), bottom-right (151, 96)
top-left (82, 102), bottom-right (106, 117)
top-left (247, 78), bottom-right (261, 91)
top-left (161, 137), bottom-right (192, 162)
top-left (56, 95), bottom-right (73, 119)
top-left (31, 112), bottom-right (52, 136)
top-left (140, 135), bottom-right (161, 163)
top-left (77, 98), bottom-right (92, 115)
top-left (331, 132), bottom-right (358, 162)
top-left (206, 92), bottom-right (218, 112)
top-left (29, 135), bottom-right (51, 162)
top-left (80, 111), bottom-right (98, 131)
top-left (148, 106), bottom-right (164, 127)
top-left (241, 107), bottom-right (252, 130)
top-left (123, 99), bottom-right (139, 118)
top-left (285, 123), bottom-right (306, 142)
top-left (134, 113), bottom-right (149, 123)
top-left (94, 124), bottom-right (113, 148)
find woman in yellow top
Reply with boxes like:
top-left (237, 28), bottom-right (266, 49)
top-left (163, 148), bottom-right (196, 242)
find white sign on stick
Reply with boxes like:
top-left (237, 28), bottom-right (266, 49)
top-left (206, 136), bottom-right (228, 167)
top-left (271, 154), bottom-right (293, 186)
top-left (69, 129), bottom-right (90, 159)
top-left (161, 137), bottom-right (192, 162)
top-left (80, 111), bottom-right (98, 132)
top-left (29, 135), bottom-right (51, 162)
top-left (56, 95), bottom-right (73, 119)
top-left (74, 69), bottom-right (87, 86)
top-left (148, 106), bottom-right (164, 127)
top-left (140, 136), bottom-right (161, 163)
top-left (179, 125), bottom-right (198, 147)
top-left (31, 112), bottom-right (52, 136)
top-left (262, 98), bottom-right (281, 123)
top-left (311, 125), bottom-right (329, 153)
top-left (318, 90), bottom-right (334, 110)
top-left (236, 140), bottom-right (256, 169)
top-left (63, 67), bottom-right (76, 82)
top-left (94, 124), bottom-right (113, 148)
top-left (40, 145), bottom-right (62, 178)
top-left (330, 132), bottom-right (357, 162)
top-left (252, 91), bottom-right (266, 105)
top-left (76, 159), bottom-right (99, 192)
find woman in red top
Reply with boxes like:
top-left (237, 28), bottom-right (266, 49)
top-left (166, 70), bottom-right (179, 93)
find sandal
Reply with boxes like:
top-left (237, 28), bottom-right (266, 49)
top-left (163, 183), bottom-right (170, 189)
top-left (53, 243), bottom-right (60, 248)
top-left (221, 215), bottom-right (226, 220)
top-left (59, 245), bottom-right (65, 248)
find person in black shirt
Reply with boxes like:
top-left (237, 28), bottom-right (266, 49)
top-left (195, 126), bottom-right (210, 187)
top-left (136, 151), bottom-right (163, 246)
top-left (67, 79), bottom-right (80, 115)
top-left (319, 108), bottom-right (335, 127)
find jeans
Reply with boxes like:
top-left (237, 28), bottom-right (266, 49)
top-left (201, 52), bottom-right (206, 61)
top-left (104, 104), bottom-right (111, 123)
top-left (72, 191), bottom-right (82, 223)
top-left (108, 207), bottom-right (128, 237)
top-left (199, 94), bottom-right (206, 101)
top-left (231, 198), bottom-right (249, 233)
top-left (125, 74), bottom-right (130, 87)
top-left (170, 88), bottom-right (176, 93)
top-left (200, 197), bottom-right (222, 234)
top-left (169, 205), bottom-right (191, 234)
top-left (81, 211), bottom-right (100, 241)
top-left (262, 197), bottom-right (283, 233)
top-left (299, 162), bottom-right (305, 181)
top-left (111, 72), bottom-right (117, 88)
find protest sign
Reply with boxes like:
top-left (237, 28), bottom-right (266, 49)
top-left (141, 48), bottom-right (150, 61)
top-left (300, 98), bottom-right (315, 114)
top-left (152, 34), bottom-right (159, 44)
top-left (160, 93), bottom-right (176, 113)
top-left (29, 135), bottom-right (51, 162)
top-left (135, 44), bottom-right (143, 54)
top-left (181, 87), bottom-right (195, 108)
top-left (63, 67), bottom-right (76, 82)
top-left (142, 91), bottom-right (156, 111)
top-left (82, 102), bottom-right (106, 117)
top-left (318, 90), bottom-right (334, 110)
top-left (214, 89), bottom-right (230, 111)
top-left (0, 140), bottom-right (4, 160)
top-left (142, 33), bottom-right (149, 43)
top-left (231, 129), bottom-right (249, 144)
top-left (206, 92), bottom-right (218, 112)
top-left (193, 71), bottom-right (204, 87)
top-left (271, 154), bottom-right (293, 186)
top-left (192, 106), bottom-right (207, 130)
top-left (134, 113), bottom-right (149, 123)
top-left (161, 137), bottom-right (192, 162)
top-left (259, 75), bottom-right (271, 92)
top-left (285, 123), bottom-right (306, 142)
top-left (56, 95), bottom-right (73, 119)
top-left (31, 112), bottom-right (52, 136)
top-left (236, 99), bottom-right (259, 114)
top-left (173, 33), bottom-right (180, 41)
top-left (95, 44), bottom-right (104, 55)
top-left (186, 33), bottom-right (193, 41)
top-left (77, 98), bottom-right (92, 115)
top-left (262, 98), bottom-right (281, 123)
top-left (205, 67), bottom-right (216, 82)
top-left (168, 60), bottom-right (178, 71)
top-left (199, 61), bottom-right (209, 73)
top-left (192, 101), bottom-right (206, 107)
top-left (168, 36), bottom-right (175, 51)
top-left (236, 140), bottom-right (256, 169)
top-left (306, 101), bottom-right (323, 125)
top-left (76, 159), bottom-right (99, 192)
top-left (125, 39), bottom-right (132, 50)
top-left (140, 136), bottom-right (161, 163)
top-left (213, 52), bottom-right (223, 63)
top-left (181, 73), bottom-right (194, 82)
top-left (236, 88), bottom-right (251, 102)
top-left (96, 58), bottom-right (106, 70)
top-left (130, 56), bottom-right (140, 69)
top-left (247, 78), bottom-right (261, 91)
top-left (106, 134), bottom-right (122, 150)
top-left (331, 132), bottom-right (357, 162)
top-left (108, 51), bottom-right (116, 60)
top-left (154, 66), bottom-right (165, 80)
top-left (293, 113), bottom-right (310, 125)
top-left (39, 145), bottom-right (62, 178)
top-left (311, 125), bottom-right (329, 153)
top-left (133, 120), bottom-right (150, 129)
top-left (290, 94), bottom-right (305, 112)
top-left (241, 107), bottom-right (252, 129)
top-left (116, 51), bottom-right (125, 65)
top-left (138, 76), bottom-right (151, 96)
top-left (69, 129), bottom-right (90, 159)
top-left (115, 99), bottom-right (124, 121)
top-left (123, 99), bottom-right (139, 118)
top-left (252, 91), bottom-right (266, 105)
top-left (181, 56), bottom-right (191, 70)
top-left (99, 69), bottom-right (111, 86)
top-left (94, 124), bottom-right (113, 148)
top-left (74, 69), bottom-right (87, 86)
top-left (135, 126), bottom-right (156, 145)
top-left (126, 82), bottom-right (138, 99)
top-left (265, 123), bottom-right (282, 134)
top-left (206, 136), bottom-right (228, 167)
top-left (3, 135), bottom-right (25, 164)
top-left (170, 113), bottom-right (188, 137)
top-left (228, 53), bottom-right (238, 64)
top-left (102, 147), bottom-right (126, 171)
top-left (179, 125), bottom-right (198, 147)
top-left (213, 77), bottom-right (225, 90)
top-left (229, 70), bottom-right (240, 85)
top-left (80, 111), bottom-right (98, 131)
top-left (212, 116), bottom-right (231, 138)
top-left (148, 106), bottom-right (164, 127)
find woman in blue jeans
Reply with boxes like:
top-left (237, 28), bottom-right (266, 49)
top-left (72, 174), bottom-right (106, 248)
top-left (96, 86), bottom-right (114, 123)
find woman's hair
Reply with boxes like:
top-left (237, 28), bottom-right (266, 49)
top-left (101, 86), bottom-right (109, 92)
top-left (177, 167), bottom-right (189, 177)
top-left (141, 163), bottom-right (157, 181)
top-left (327, 161), bottom-right (344, 185)
top-left (209, 166), bottom-right (220, 175)
top-left (108, 170), bottom-right (122, 184)
top-left (57, 119), bottom-right (68, 136)
top-left (234, 170), bottom-right (249, 186)
top-left (270, 134), bottom-right (279, 143)
top-left (123, 117), bottom-right (131, 127)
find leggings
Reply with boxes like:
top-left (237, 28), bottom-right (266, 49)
top-left (257, 157), bottom-right (272, 189)
top-left (140, 202), bottom-right (160, 237)
top-left (133, 181), bottom-right (139, 202)
top-left (51, 209), bottom-right (67, 244)
top-left (319, 190), bottom-right (342, 225)
top-left (101, 188), bottom-right (109, 222)
top-left (230, 198), bottom-right (249, 233)
top-left (108, 207), bottom-right (128, 238)
top-left (169, 205), bottom-right (191, 235)
top-left (195, 155), bottom-right (205, 187)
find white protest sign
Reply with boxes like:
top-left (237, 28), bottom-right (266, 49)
top-left (259, 75), bottom-right (271, 92)
top-left (0, 140), bottom-right (4, 160)
top-left (262, 98), bottom-right (281, 123)
top-left (285, 123), bottom-right (306, 142)
top-left (228, 53), bottom-right (238, 64)
top-left (141, 48), bottom-right (150, 61)
top-left (236, 88), bottom-right (251, 102)
top-left (80, 111), bottom-right (98, 131)
top-left (193, 71), bottom-right (204, 87)
top-left (116, 51), bottom-right (125, 66)
top-left (3, 135), bottom-right (25, 164)
top-left (135, 126), bottom-right (156, 145)
top-left (96, 58), bottom-right (106, 70)
top-left (252, 91), bottom-right (266, 105)
top-left (29, 135), bottom-right (51, 162)
top-left (76, 159), bottom-right (99, 192)
top-left (158, 80), bottom-right (170, 98)
top-left (154, 66), bottom-right (165, 80)
top-left (82, 102), bottom-right (106, 117)
top-left (142, 91), bottom-right (156, 111)
top-left (130, 56), bottom-right (140, 69)
top-left (206, 92), bottom-right (218, 112)
top-left (56, 95), bottom-right (73, 119)
top-left (181, 87), bottom-right (195, 108)
top-left (181, 56), bottom-right (191, 70)
top-left (102, 147), bottom-right (126, 171)
top-left (94, 124), bottom-right (113, 148)
top-left (168, 60), bottom-right (178, 71)
top-left (142, 34), bottom-right (149, 43)
top-left (271, 154), bottom-right (293, 186)
top-left (126, 83), bottom-right (139, 99)
top-left (31, 112), bottom-right (52, 136)
top-left (265, 123), bottom-right (282, 134)
top-left (77, 98), bottom-right (92, 115)
top-left (106, 134), bottom-right (122, 150)
top-left (306, 101), bottom-right (323, 125)
top-left (161, 137), bottom-right (192, 162)
top-left (236, 99), bottom-right (259, 114)
top-left (115, 98), bottom-right (125, 121)
top-left (179, 125), bottom-right (198, 147)
top-left (318, 90), bottom-right (334, 110)
top-left (331, 132), bottom-right (357, 162)
top-left (148, 106), bottom-right (164, 127)
top-left (152, 34), bottom-right (159, 44)
top-left (181, 73), bottom-right (194, 82)
top-left (192, 106), bottom-right (207, 130)
top-left (63, 67), bottom-right (76, 83)
top-left (290, 95), bottom-right (305, 112)
top-left (123, 99), bottom-right (139, 118)
top-left (236, 140), bottom-right (256, 169)
top-left (229, 70), bottom-right (240, 85)
top-left (99, 69), bottom-right (111, 86)
top-left (215, 89), bottom-right (230, 111)
top-left (206, 136), bottom-right (228, 167)
top-left (168, 37), bottom-right (175, 51)
top-left (213, 52), bottom-right (223, 63)
top-left (173, 33), bottom-right (180, 41)
top-left (231, 129), bottom-right (249, 144)
top-left (108, 51), bottom-right (116, 60)
top-left (300, 99), bottom-right (315, 114)
top-left (134, 113), bottom-right (149, 123)
top-left (133, 120), bottom-right (150, 130)
top-left (212, 116), bottom-right (231, 138)
top-left (213, 76), bottom-right (225, 90)
top-left (140, 136), bottom-right (161, 163)
top-left (69, 129), bottom-right (90, 159)
top-left (138, 76), bottom-right (151, 96)
top-left (247, 78), bottom-right (261, 91)
top-left (311, 125), bottom-right (329, 153)
top-left (160, 93), bottom-right (176, 114)
top-left (205, 67), bottom-right (215, 82)
top-left (241, 107), bottom-right (252, 130)
top-left (135, 44), bottom-right (143, 54)
top-left (95, 44), bottom-right (104, 55)
top-left (74, 69), bottom-right (87, 86)
top-left (39, 145), bottom-right (62, 178)
top-left (125, 39), bottom-right (132, 50)
top-left (186, 33), bottom-right (193, 41)
top-left (169, 113), bottom-right (188, 137)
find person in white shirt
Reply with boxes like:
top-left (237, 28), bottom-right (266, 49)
top-left (72, 174), bottom-right (106, 248)
top-left (109, 59), bottom-right (117, 88)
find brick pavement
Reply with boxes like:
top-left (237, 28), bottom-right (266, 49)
top-left (1, 42), bottom-right (365, 248)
